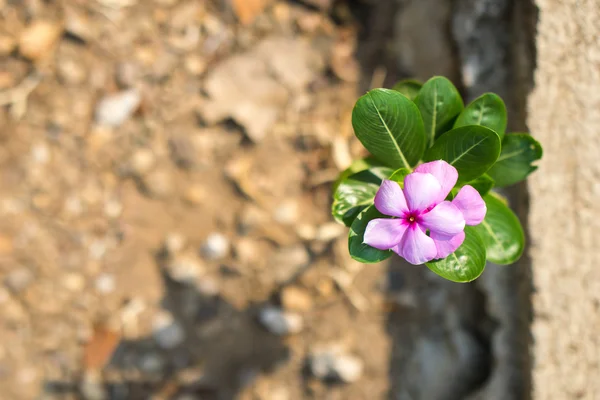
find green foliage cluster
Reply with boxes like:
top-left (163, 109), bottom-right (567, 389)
top-left (332, 77), bottom-right (543, 282)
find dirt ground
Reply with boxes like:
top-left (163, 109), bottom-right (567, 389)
top-left (0, 1), bottom-right (413, 399)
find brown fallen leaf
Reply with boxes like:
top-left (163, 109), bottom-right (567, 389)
top-left (83, 323), bottom-right (121, 371)
top-left (231, 0), bottom-right (271, 25)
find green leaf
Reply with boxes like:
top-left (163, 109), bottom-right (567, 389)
top-left (388, 168), bottom-right (410, 187)
top-left (392, 79), bottom-right (422, 101)
top-left (414, 76), bottom-right (464, 147)
top-left (332, 167), bottom-right (393, 227)
top-left (453, 93), bottom-right (507, 141)
top-left (475, 194), bottom-right (525, 265)
top-left (486, 134), bottom-right (543, 187)
top-left (462, 174), bottom-right (495, 196)
top-left (332, 156), bottom-right (384, 193)
top-left (352, 88), bottom-right (427, 169)
top-left (348, 205), bottom-right (392, 263)
top-left (423, 125), bottom-right (501, 184)
top-left (425, 226), bottom-right (487, 282)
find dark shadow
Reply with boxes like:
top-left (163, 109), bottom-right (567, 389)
top-left (348, 0), bottom-right (538, 398)
top-left (43, 248), bottom-right (290, 400)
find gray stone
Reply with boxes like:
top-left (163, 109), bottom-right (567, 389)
top-left (258, 306), bottom-right (303, 336)
top-left (309, 347), bottom-right (363, 383)
top-left (95, 89), bottom-right (141, 127)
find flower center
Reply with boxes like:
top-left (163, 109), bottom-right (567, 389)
top-left (404, 211), bottom-right (420, 225)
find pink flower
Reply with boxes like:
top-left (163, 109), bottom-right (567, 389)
top-left (363, 160), bottom-right (486, 265)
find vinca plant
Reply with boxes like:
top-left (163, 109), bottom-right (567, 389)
top-left (331, 76), bottom-right (543, 282)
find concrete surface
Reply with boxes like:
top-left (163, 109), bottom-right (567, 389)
top-left (528, 0), bottom-right (600, 398)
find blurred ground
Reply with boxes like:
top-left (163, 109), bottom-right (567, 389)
top-left (0, 1), bottom-right (401, 399)
top-left (0, 0), bottom-right (542, 399)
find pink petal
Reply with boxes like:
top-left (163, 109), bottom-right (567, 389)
top-left (374, 180), bottom-right (408, 217)
top-left (415, 160), bottom-right (458, 203)
top-left (403, 172), bottom-right (443, 212)
top-left (394, 224), bottom-right (437, 265)
top-left (452, 185), bottom-right (487, 225)
top-left (431, 231), bottom-right (465, 259)
top-left (420, 201), bottom-right (465, 240)
top-left (364, 218), bottom-right (408, 250)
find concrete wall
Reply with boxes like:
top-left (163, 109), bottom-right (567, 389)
top-left (528, 0), bottom-right (600, 398)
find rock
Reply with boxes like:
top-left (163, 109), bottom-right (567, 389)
top-left (195, 276), bottom-right (220, 297)
top-left (296, 224), bottom-right (317, 241)
top-left (168, 135), bottom-right (197, 169)
top-left (0, 71), bottom-right (16, 90)
top-left (200, 49), bottom-right (288, 143)
top-left (254, 37), bottom-right (324, 91)
top-left (234, 237), bottom-right (272, 268)
top-left (200, 233), bottom-right (230, 260)
top-left (258, 306), bottom-right (303, 335)
top-left (190, 128), bottom-right (243, 166)
top-left (57, 58), bottom-right (87, 85)
top-left (129, 148), bottom-right (156, 176)
top-left (62, 273), bottom-right (86, 292)
top-left (79, 370), bottom-right (107, 400)
top-left (95, 89), bottom-right (141, 127)
top-left (165, 253), bottom-right (205, 284)
top-left (315, 223), bottom-right (345, 242)
top-left (138, 352), bottom-right (165, 374)
top-left (103, 199), bottom-right (123, 219)
top-left (95, 273), bottom-right (115, 294)
top-left (272, 200), bottom-right (298, 225)
top-left (18, 21), bottom-right (63, 61)
top-left (280, 286), bottom-right (313, 311)
top-left (309, 347), bottom-right (363, 383)
top-left (182, 184), bottom-right (206, 206)
top-left (164, 232), bottom-right (187, 255)
top-left (141, 170), bottom-right (173, 198)
top-left (115, 62), bottom-right (140, 88)
top-left (0, 234), bottom-right (14, 256)
top-left (152, 311), bottom-right (185, 349)
top-left (270, 245), bottom-right (310, 283)
top-left (5, 267), bottom-right (34, 293)
top-left (184, 54), bottom-right (207, 76)
top-left (0, 33), bottom-right (16, 56)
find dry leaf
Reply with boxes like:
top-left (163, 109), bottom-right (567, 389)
top-left (231, 0), bottom-right (271, 25)
top-left (83, 324), bottom-right (121, 371)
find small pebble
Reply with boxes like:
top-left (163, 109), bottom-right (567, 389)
top-left (142, 170), bottom-right (173, 198)
top-left (195, 276), bottom-right (220, 297)
top-left (115, 62), bottom-right (140, 88)
top-left (5, 267), bottom-right (34, 293)
top-left (138, 352), bottom-right (165, 374)
top-left (258, 306), bottom-right (303, 336)
top-left (95, 273), bottom-right (115, 294)
top-left (62, 273), bottom-right (86, 292)
top-left (95, 89), bottom-right (141, 127)
top-left (184, 54), bottom-right (207, 76)
top-left (270, 245), bottom-right (310, 283)
top-left (18, 20), bottom-right (63, 60)
top-left (280, 286), bottom-right (313, 311)
top-left (309, 348), bottom-right (364, 383)
top-left (104, 199), bottom-right (123, 219)
top-left (165, 253), bottom-right (205, 284)
top-left (200, 233), bottom-right (230, 260)
top-left (273, 200), bottom-right (298, 224)
top-left (31, 143), bottom-right (50, 164)
top-left (130, 148), bottom-right (156, 176)
top-left (164, 232), bottom-right (187, 254)
top-left (57, 58), bottom-right (87, 85)
top-left (182, 184), bottom-right (205, 206)
top-left (0, 33), bottom-right (16, 56)
top-left (315, 222), bottom-right (345, 242)
top-left (152, 311), bottom-right (185, 349)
